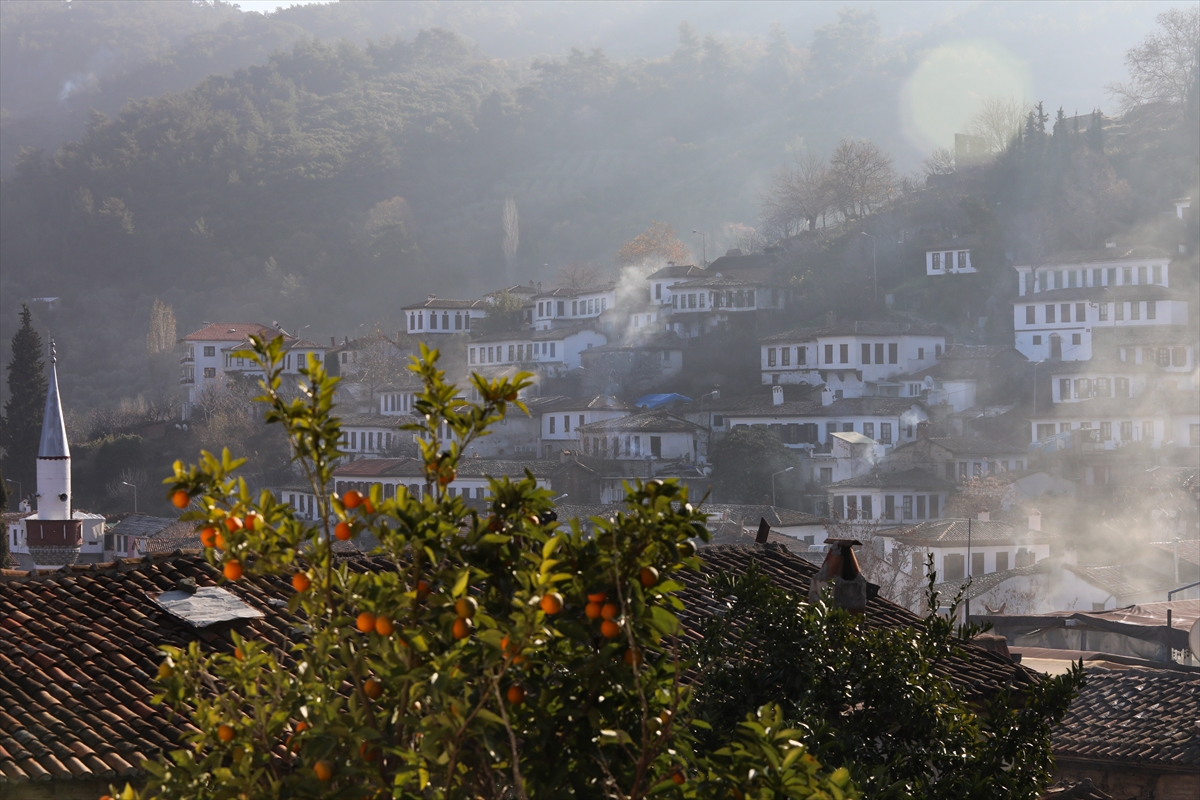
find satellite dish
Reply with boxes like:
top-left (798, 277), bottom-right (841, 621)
top-left (1190, 618), bottom-right (1200, 662)
top-left (923, 375), bottom-right (935, 390)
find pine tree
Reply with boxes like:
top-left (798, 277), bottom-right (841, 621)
top-left (1, 305), bottom-right (48, 500)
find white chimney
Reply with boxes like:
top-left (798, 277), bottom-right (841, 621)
top-left (821, 388), bottom-right (834, 407)
top-left (772, 385), bottom-right (784, 406)
top-left (1104, 240), bottom-right (1116, 249)
top-left (977, 508), bottom-right (990, 522)
top-left (1027, 510), bottom-right (1042, 531)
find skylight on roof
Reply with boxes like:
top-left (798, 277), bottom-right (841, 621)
top-left (153, 586), bottom-right (264, 628)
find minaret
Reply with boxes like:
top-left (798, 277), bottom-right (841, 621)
top-left (36, 340), bottom-right (71, 520)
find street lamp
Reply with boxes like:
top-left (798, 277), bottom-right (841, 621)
top-left (771, 466), bottom-right (794, 508)
top-left (122, 481), bottom-right (138, 514)
top-left (692, 230), bottom-right (707, 266)
top-left (861, 232), bottom-right (877, 302)
top-left (698, 389), bottom-right (720, 463)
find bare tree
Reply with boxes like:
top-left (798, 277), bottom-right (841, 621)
top-left (965, 94), bottom-right (1029, 154)
top-left (1108, 6), bottom-right (1199, 114)
top-left (615, 221), bottom-right (691, 266)
top-left (502, 196), bottom-right (519, 276)
top-left (922, 147), bottom-right (955, 178)
top-left (826, 138), bottom-right (896, 220)
top-left (146, 298), bottom-right (179, 420)
top-left (146, 298), bottom-right (177, 355)
top-left (555, 261), bottom-right (603, 292)
top-left (759, 152), bottom-right (833, 235)
top-left (350, 333), bottom-right (411, 408)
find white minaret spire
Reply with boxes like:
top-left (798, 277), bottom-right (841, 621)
top-left (36, 339), bottom-right (71, 520)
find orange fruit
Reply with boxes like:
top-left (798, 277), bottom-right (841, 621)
top-left (600, 603), bottom-right (619, 620)
top-left (356, 612), bottom-right (377, 633)
top-left (438, 469), bottom-right (456, 485)
top-left (225, 516), bottom-right (243, 533)
top-left (587, 591), bottom-right (607, 603)
top-left (363, 678), bottom-right (383, 699)
top-left (223, 560), bottom-right (243, 581)
top-left (234, 646), bottom-right (244, 660)
top-left (374, 616), bottom-right (394, 636)
top-left (639, 567), bottom-right (659, 588)
top-left (506, 684), bottom-right (525, 705)
top-left (313, 760), bottom-right (333, 782)
top-left (157, 662), bottom-right (174, 679)
top-left (215, 532), bottom-right (227, 550)
top-left (217, 724), bottom-right (235, 743)
top-left (416, 580), bottom-right (431, 598)
top-left (624, 648), bottom-right (643, 667)
top-left (454, 597), bottom-right (477, 619)
top-left (540, 593), bottom-right (563, 615)
top-left (199, 527), bottom-right (217, 548)
top-left (294, 721), bottom-right (310, 733)
top-left (671, 770), bottom-right (685, 785)
top-left (500, 635), bottom-right (514, 655)
top-left (585, 602), bottom-right (603, 620)
top-left (360, 742), bottom-right (378, 762)
top-left (334, 521), bottom-right (353, 541)
top-left (452, 617), bottom-right (473, 640)
top-left (245, 512), bottom-right (260, 530)
top-left (362, 498), bottom-right (375, 514)
top-left (342, 490), bottom-right (363, 509)
top-left (171, 490), bottom-right (190, 509)
top-left (292, 572), bottom-right (311, 592)
top-left (600, 620), bottom-right (622, 639)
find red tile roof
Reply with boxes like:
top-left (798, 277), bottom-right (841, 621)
top-left (180, 323), bottom-right (273, 342)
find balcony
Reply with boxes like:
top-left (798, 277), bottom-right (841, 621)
top-left (180, 355), bottom-right (194, 364)
top-left (180, 376), bottom-right (194, 385)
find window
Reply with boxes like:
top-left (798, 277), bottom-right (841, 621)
top-left (863, 422), bottom-right (874, 439)
top-left (824, 344), bottom-right (834, 364)
top-left (1074, 378), bottom-right (1091, 398)
top-left (1143, 421), bottom-right (1154, 441)
top-left (562, 415), bottom-right (570, 433)
top-left (1060, 423), bottom-right (1071, 433)
top-left (861, 495), bottom-right (873, 519)
top-left (839, 344), bottom-right (849, 364)
top-left (1098, 303), bottom-right (1108, 321)
top-left (902, 496), bottom-right (913, 520)
top-left (833, 496), bottom-right (845, 519)
top-left (203, 367), bottom-right (216, 378)
top-left (916, 496), bottom-right (926, 519)
top-left (713, 414), bottom-right (724, 427)
top-left (798, 347), bottom-right (806, 365)
top-left (918, 347), bottom-right (925, 360)
top-left (888, 343), bottom-right (898, 364)
top-left (1156, 347), bottom-right (1169, 367)
top-left (1105, 267), bottom-right (1115, 286)
top-left (1100, 421), bottom-right (1112, 440)
top-left (972, 552), bottom-right (985, 576)
top-left (549, 417), bottom-right (556, 434)
top-left (203, 345), bottom-right (216, 357)
top-left (820, 467), bottom-right (833, 484)
top-left (958, 251), bottom-right (967, 269)
top-left (1036, 423), bottom-right (1055, 439)
top-left (557, 301), bottom-right (565, 316)
top-left (846, 495), bottom-right (858, 520)
top-left (862, 343), bottom-right (871, 364)
top-left (1147, 301), bottom-right (1156, 320)
top-left (572, 301), bottom-right (578, 315)
top-left (1068, 270), bottom-right (1077, 288)
top-left (429, 313), bottom-right (437, 330)
top-left (875, 342), bottom-right (884, 363)
top-left (508, 345), bottom-right (515, 361)
top-left (935, 344), bottom-right (942, 358)
top-left (1115, 303), bottom-right (1124, 320)
top-left (1045, 305), bottom-right (1055, 323)
top-left (550, 343), bottom-right (555, 357)
top-left (880, 423), bottom-right (892, 444)
top-left (1061, 304), bottom-right (1071, 323)
top-left (655, 283), bottom-right (662, 300)
top-left (885, 495), bottom-right (896, 520)
top-left (781, 347), bottom-right (790, 366)
top-left (1026, 306), bottom-right (1036, 324)
top-left (1032, 335), bottom-right (1042, 345)
top-left (767, 348), bottom-right (777, 367)
top-left (943, 554), bottom-right (965, 581)
top-left (1153, 264), bottom-right (1162, 284)
top-left (1130, 302), bottom-right (1140, 321)
top-left (650, 436), bottom-right (662, 457)
top-left (1172, 347), bottom-right (1187, 366)
top-left (929, 495), bottom-right (939, 518)
top-left (1076, 303), bottom-right (1086, 322)
top-left (931, 252), bottom-right (941, 269)
top-left (1120, 421), bottom-right (1132, 440)
top-left (1137, 266), bottom-right (1147, 284)
top-left (1072, 333), bottom-right (1081, 345)
top-left (1095, 377), bottom-right (1110, 397)
top-left (1059, 378), bottom-right (1071, 399)
top-left (1115, 377), bottom-right (1129, 397)
top-left (1123, 266), bottom-right (1132, 285)
top-left (825, 423), bottom-right (838, 442)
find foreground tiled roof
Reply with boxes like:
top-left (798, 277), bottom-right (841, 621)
top-left (0, 543), bottom-right (1045, 787)
top-left (1052, 668), bottom-right (1200, 770)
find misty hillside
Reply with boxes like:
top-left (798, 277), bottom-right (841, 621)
top-left (1, 2), bottom-right (1197, 416)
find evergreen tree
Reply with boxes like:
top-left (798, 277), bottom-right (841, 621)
top-left (1087, 109), bottom-right (1105, 152)
top-left (0, 463), bottom-right (8, 568)
top-left (1, 305), bottom-right (48, 500)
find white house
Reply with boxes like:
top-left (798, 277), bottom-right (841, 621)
top-left (469, 323), bottom-right (607, 378)
top-left (805, 431), bottom-right (885, 486)
top-left (646, 263), bottom-right (707, 306)
top-left (1028, 387), bottom-right (1199, 447)
top-left (179, 322), bottom-right (282, 412)
top-left (537, 396), bottom-right (632, 456)
top-left (337, 413), bottom-right (416, 459)
top-left (222, 337), bottom-right (324, 380)
top-left (575, 410), bottom-right (701, 462)
top-left (663, 274), bottom-right (791, 338)
top-left (924, 235), bottom-right (978, 276)
top-left (402, 296), bottom-right (488, 335)
top-left (1011, 246), bottom-right (1185, 362)
top-left (885, 435), bottom-right (1030, 483)
top-left (822, 468), bottom-right (953, 526)
top-left (699, 504), bottom-right (831, 547)
top-left (759, 320), bottom-right (948, 394)
top-left (881, 511), bottom-right (1056, 582)
top-left (532, 283), bottom-right (617, 330)
top-left (331, 458), bottom-right (586, 504)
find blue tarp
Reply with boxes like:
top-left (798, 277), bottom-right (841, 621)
top-left (634, 393), bottom-right (692, 409)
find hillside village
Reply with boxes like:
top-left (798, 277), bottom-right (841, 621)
top-left (9, 195), bottom-right (1197, 631)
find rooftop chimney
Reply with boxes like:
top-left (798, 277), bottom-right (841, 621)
top-left (755, 517), bottom-right (771, 544)
top-left (772, 385), bottom-right (784, 406)
top-left (916, 420), bottom-right (931, 440)
top-left (1105, 240), bottom-right (1116, 249)
top-left (807, 539), bottom-right (877, 615)
top-left (1027, 510), bottom-right (1042, 531)
top-left (977, 507), bottom-right (990, 522)
top-left (821, 387), bottom-right (835, 407)
top-left (826, 310), bottom-right (836, 327)
top-left (330, 336), bottom-right (336, 347)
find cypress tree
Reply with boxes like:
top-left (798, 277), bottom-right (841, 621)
top-left (1, 305), bottom-right (48, 500)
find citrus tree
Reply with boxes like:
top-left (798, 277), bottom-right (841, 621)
top-left (136, 337), bottom-right (858, 800)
